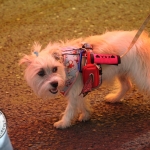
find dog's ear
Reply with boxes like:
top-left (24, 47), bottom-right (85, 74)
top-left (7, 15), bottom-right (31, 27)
top-left (52, 52), bottom-right (63, 63)
top-left (19, 55), bottom-right (34, 66)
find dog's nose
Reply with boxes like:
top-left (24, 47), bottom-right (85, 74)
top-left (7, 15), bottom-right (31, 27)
top-left (50, 81), bottom-right (58, 88)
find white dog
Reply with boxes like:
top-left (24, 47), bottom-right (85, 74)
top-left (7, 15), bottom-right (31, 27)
top-left (20, 30), bottom-right (150, 128)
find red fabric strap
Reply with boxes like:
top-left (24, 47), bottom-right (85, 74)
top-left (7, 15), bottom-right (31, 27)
top-left (86, 51), bottom-right (91, 64)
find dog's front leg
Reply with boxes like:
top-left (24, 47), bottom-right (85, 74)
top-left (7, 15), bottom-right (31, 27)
top-left (54, 96), bottom-right (78, 129)
top-left (77, 96), bottom-right (91, 122)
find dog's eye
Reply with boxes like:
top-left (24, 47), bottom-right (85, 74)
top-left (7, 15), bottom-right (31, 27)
top-left (52, 67), bottom-right (57, 73)
top-left (37, 69), bottom-right (45, 77)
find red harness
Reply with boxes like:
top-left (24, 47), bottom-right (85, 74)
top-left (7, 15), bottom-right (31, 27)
top-left (79, 50), bottom-right (102, 97)
top-left (61, 43), bottom-right (121, 97)
top-left (79, 44), bottom-right (121, 96)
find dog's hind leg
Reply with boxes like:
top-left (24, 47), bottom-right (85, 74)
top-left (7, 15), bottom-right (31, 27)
top-left (105, 75), bottom-right (132, 103)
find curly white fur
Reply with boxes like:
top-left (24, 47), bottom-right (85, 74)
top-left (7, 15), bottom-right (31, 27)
top-left (20, 30), bottom-right (150, 128)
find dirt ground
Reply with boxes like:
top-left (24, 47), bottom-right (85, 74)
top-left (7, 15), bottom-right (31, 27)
top-left (0, 0), bottom-right (150, 150)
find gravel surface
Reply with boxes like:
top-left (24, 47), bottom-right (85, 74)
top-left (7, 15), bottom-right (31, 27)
top-left (0, 0), bottom-right (150, 150)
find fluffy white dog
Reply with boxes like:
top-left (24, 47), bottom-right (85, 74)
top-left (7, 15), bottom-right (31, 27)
top-left (20, 30), bottom-right (150, 128)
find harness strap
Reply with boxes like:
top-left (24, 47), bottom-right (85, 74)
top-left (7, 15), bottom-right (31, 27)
top-left (86, 51), bottom-right (91, 64)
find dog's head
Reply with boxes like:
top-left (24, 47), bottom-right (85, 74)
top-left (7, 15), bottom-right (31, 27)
top-left (20, 42), bottom-right (66, 99)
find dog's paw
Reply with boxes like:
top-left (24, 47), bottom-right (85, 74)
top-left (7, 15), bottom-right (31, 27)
top-left (54, 120), bottom-right (71, 129)
top-left (105, 93), bottom-right (121, 103)
top-left (78, 112), bottom-right (91, 122)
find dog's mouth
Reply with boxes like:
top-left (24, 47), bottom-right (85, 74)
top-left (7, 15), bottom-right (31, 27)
top-left (49, 88), bottom-right (58, 94)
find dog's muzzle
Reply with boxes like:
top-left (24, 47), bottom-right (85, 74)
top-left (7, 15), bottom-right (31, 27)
top-left (49, 81), bottom-right (58, 94)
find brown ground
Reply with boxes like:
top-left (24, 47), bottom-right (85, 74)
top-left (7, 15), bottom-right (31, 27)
top-left (0, 0), bottom-right (150, 150)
